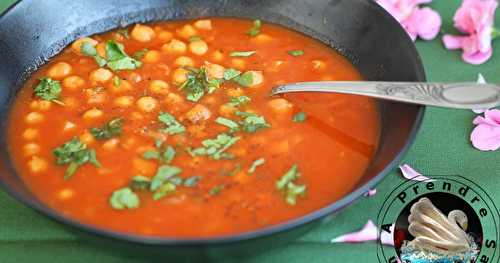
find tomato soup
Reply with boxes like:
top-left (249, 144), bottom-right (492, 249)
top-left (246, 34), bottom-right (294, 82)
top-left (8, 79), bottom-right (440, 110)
top-left (7, 18), bottom-right (380, 237)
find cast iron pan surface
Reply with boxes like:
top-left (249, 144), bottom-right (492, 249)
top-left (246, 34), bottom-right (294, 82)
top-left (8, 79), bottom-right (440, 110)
top-left (0, 0), bottom-right (425, 259)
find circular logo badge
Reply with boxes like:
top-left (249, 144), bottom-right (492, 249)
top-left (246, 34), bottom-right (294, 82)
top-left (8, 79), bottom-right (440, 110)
top-left (376, 175), bottom-right (499, 263)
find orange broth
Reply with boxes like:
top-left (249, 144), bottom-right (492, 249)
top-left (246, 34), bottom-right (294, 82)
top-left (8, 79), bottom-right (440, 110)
top-left (7, 18), bottom-right (380, 237)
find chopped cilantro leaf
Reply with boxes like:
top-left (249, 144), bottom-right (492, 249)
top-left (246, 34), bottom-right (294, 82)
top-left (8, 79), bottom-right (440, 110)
top-left (234, 72), bottom-right (254, 87)
top-left (235, 111), bottom-right (271, 133)
top-left (230, 50), bottom-right (256, 57)
top-left (158, 112), bottom-right (185, 135)
top-left (248, 158), bottom-right (265, 174)
top-left (116, 28), bottom-right (130, 39)
top-left (105, 40), bottom-right (142, 71)
top-left (90, 118), bottom-right (123, 140)
top-left (209, 184), bottom-right (225, 196)
top-left (247, 19), bottom-right (262, 37)
top-left (33, 78), bottom-right (64, 105)
top-left (153, 182), bottom-right (176, 200)
top-left (142, 141), bottom-right (176, 164)
top-left (180, 67), bottom-right (222, 102)
top-left (130, 175), bottom-right (151, 191)
top-left (287, 50), bottom-right (305, 57)
top-left (110, 187), bottom-right (140, 210)
top-left (227, 95), bottom-right (251, 107)
top-left (81, 42), bottom-right (107, 67)
top-left (183, 176), bottom-right (201, 187)
top-left (133, 48), bottom-right (149, 60)
top-left (215, 117), bottom-right (240, 132)
top-left (223, 68), bottom-right (242, 81)
top-left (113, 76), bottom-right (121, 87)
top-left (189, 133), bottom-right (240, 160)
top-left (150, 165), bottom-right (182, 191)
top-left (292, 112), bottom-right (307, 123)
top-left (276, 164), bottom-right (306, 205)
top-left (142, 150), bottom-right (160, 160)
top-left (53, 138), bottom-right (101, 179)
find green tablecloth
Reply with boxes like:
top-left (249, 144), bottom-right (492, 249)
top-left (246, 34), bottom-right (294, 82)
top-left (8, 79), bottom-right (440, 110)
top-left (1, 1), bottom-right (499, 262)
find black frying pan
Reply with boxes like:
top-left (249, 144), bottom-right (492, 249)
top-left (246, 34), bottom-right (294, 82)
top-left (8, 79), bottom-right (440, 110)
top-left (0, 0), bottom-right (425, 261)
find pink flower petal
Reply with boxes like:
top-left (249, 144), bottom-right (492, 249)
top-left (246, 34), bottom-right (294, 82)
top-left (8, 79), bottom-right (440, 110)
top-left (331, 220), bottom-right (395, 246)
top-left (364, 188), bottom-right (377, 197)
top-left (472, 73), bottom-right (488, 114)
top-left (485, 109), bottom-right (500, 123)
top-left (471, 109), bottom-right (500, 151)
top-left (462, 48), bottom-right (493, 65)
top-left (408, 7), bottom-right (442, 40)
top-left (399, 164), bottom-right (432, 181)
top-left (442, 34), bottom-right (465, 50)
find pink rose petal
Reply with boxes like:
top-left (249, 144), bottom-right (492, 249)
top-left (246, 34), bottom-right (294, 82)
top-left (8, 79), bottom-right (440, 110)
top-left (399, 164), bottom-right (432, 181)
top-left (471, 109), bottom-right (500, 151)
top-left (331, 220), bottom-right (394, 246)
top-left (364, 188), bottom-right (377, 197)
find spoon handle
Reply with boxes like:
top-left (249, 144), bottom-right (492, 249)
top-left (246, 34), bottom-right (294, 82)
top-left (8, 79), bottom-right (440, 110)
top-left (271, 81), bottom-right (500, 109)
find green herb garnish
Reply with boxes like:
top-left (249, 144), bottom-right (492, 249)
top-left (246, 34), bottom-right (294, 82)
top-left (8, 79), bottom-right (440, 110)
top-left (230, 51), bottom-right (256, 57)
top-left (158, 112), bottom-right (185, 135)
top-left (247, 19), bottom-right (262, 37)
top-left (53, 138), bottom-right (101, 179)
top-left (215, 117), bottom-right (240, 132)
top-left (276, 164), bottom-right (306, 205)
top-left (130, 175), bottom-right (151, 191)
top-left (233, 72), bottom-right (254, 87)
top-left (209, 184), bottom-right (225, 196)
top-left (179, 66), bottom-right (222, 102)
top-left (81, 42), bottom-right (107, 67)
top-left (227, 95), bottom-right (251, 107)
top-left (248, 158), bottom-right (265, 174)
top-left (133, 48), bottom-right (149, 60)
top-left (235, 111), bottom-right (271, 133)
top-left (105, 40), bottom-right (142, 71)
top-left (113, 76), bottom-right (121, 87)
top-left (153, 182), bottom-right (176, 200)
top-left (109, 187), bottom-right (140, 210)
top-left (188, 133), bottom-right (240, 160)
top-left (183, 176), bottom-right (201, 187)
top-left (33, 78), bottom-right (64, 105)
top-left (287, 50), bottom-right (305, 57)
top-left (90, 118), bottom-right (123, 140)
top-left (292, 112), bottom-right (307, 123)
top-left (223, 68), bottom-right (242, 81)
top-left (142, 141), bottom-right (176, 164)
top-left (116, 28), bottom-right (130, 39)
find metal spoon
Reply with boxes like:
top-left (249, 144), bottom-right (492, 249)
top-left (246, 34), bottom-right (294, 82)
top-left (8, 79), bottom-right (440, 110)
top-left (271, 81), bottom-right (500, 109)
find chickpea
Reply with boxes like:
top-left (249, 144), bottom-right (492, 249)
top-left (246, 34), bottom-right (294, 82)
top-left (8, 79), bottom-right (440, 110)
top-left (268, 98), bottom-right (293, 114)
top-left (204, 62), bottom-right (224, 79)
top-left (188, 40), bottom-right (208, 55)
top-left (90, 68), bottom-right (113, 83)
top-left (127, 72), bottom-right (142, 83)
top-left (25, 112), bottom-right (44, 124)
top-left (266, 60), bottom-right (285, 73)
top-left (212, 50), bottom-right (224, 62)
top-left (185, 104), bottom-right (211, 124)
top-left (28, 156), bottom-right (47, 173)
top-left (194, 19), bottom-right (212, 30)
top-left (63, 121), bottom-right (76, 132)
top-left (226, 88), bottom-right (243, 97)
top-left (158, 30), bottom-right (173, 42)
top-left (102, 138), bottom-right (120, 151)
top-left (58, 188), bottom-right (75, 201)
top-left (251, 34), bottom-right (273, 44)
top-left (164, 92), bottom-right (184, 106)
top-left (231, 58), bottom-right (246, 70)
top-left (83, 108), bottom-right (104, 121)
top-left (142, 50), bottom-right (161, 64)
top-left (30, 100), bottom-right (52, 111)
top-left (172, 68), bottom-right (189, 84)
top-left (247, 71), bottom-right (264, 87)
top-left (47, 62), bottom-right (72, 79)
top-left (71, 37), bottom-right (98, 54)
top-left (109, 79), bottom-right (133, 94)
top-left (23, 143), bottom-right (41, 156)
top-left (132, 158), bottom-right (157, 176)
top-left (162, 39), bottom-right (187, 54)
top-left (174, 56), bottom-right (194, 67)
top-left (96, 42), bottom-right (106, 58)
top-left (62, 97), bottom-right (79, 109)
top-left (113, 96), bottom-right (134, 108)
top-left (80, 130), bottom-right (95, 145)
top-left (218, 104), bottom-right (236, 117)
top-left (131, 24), bottom-right (156, 42)
top-left (63, 76), bottom-right (86, 91)
top-left (130, 111), bottom-right (144, 121)
top-left (312, 60), bottom-right (326, 70)
top-left (149, 80), bottom-right (169, 95)
top-left (22, 128), bottom-right (39, 140)
top-left (136, 96), bottom-right (159, 113)
top-left (177, 24), bottom-right (197, 39)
